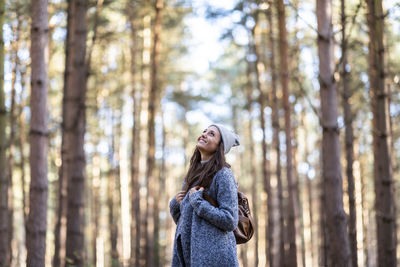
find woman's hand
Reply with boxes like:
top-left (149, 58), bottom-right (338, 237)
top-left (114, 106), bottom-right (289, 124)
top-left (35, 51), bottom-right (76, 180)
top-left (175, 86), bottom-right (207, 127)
top-left (175, 191), bottom-right (186, 204)
top-left (189, 186), bottom-right (204, 197)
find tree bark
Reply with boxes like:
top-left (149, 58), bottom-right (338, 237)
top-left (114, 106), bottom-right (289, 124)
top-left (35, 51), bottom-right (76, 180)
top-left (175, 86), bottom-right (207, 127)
top-left (302, 108), bottom-right (315, 267)
top-left (275, 0), bottom-right (297, 265)
top-left (244, 36), bottom-right (259, 266)
top-left (317, 0), bottom-right (351, 265)
top-left (128, 15), bottom-right (142, 267)
top-left (318, 143), bottom-right (329, 267)
top-left (7, 6), bottom-right (24, 263)
top-left (0, 0), bottom-right (9, 263)
top-left (18, 69), bottom-right (28, 228)
top-left (366, 0), bottom-right (397, 266)
top-left (53, 2), bottom-right (73, 266)
top-left (108, 112), bottom-right (121, 266)
top-left (144, 0), bottom-right (163, 265)
top-left (267, 3), bottom-right (284, 264)
top-left (64, 0), bottom-right (88, 265)
top-left (340, 0), bottom-right (358, 266)
top-left (251, 14), bottom-right (271, 267)
top-left (26, 0), bottom-right (49, 265)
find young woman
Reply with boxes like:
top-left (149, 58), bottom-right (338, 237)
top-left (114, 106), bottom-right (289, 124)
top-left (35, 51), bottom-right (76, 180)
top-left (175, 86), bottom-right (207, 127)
top-left (169, 124), bottom-right (240, 267)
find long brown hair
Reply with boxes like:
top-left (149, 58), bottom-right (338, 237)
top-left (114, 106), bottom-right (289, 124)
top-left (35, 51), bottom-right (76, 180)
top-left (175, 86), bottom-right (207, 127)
top-left (182, 141), bottom-right (231, 192)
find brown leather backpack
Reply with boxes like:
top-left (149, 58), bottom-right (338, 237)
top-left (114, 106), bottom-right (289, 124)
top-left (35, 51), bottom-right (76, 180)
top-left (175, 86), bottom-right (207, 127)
top-left (203, 190), bottom-right (255, 244)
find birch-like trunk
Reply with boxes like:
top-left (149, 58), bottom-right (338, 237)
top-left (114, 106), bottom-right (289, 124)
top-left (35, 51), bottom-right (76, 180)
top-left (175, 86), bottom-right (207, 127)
top-left (317, 0), bottom-right (351, 265)
top-left (26, 0), bottom-right (49, 265)
top-left (366, 0), bottom-right (397, 266)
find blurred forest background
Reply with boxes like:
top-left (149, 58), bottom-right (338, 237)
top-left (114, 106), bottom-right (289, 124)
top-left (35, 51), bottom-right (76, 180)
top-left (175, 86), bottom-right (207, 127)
top-left (0, 0), bottom-right (399, 266)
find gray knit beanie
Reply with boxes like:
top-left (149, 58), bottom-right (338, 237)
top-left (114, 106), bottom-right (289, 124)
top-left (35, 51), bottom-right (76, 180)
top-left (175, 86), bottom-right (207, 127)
top-left (210, 124), bottom-right (240, 154)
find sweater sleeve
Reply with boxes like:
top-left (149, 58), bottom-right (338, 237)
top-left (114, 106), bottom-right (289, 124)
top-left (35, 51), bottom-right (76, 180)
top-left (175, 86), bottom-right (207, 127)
top-left (169, 197), bottom-right (181, 224)
top-left (189, 168), bottom-right (238, 232)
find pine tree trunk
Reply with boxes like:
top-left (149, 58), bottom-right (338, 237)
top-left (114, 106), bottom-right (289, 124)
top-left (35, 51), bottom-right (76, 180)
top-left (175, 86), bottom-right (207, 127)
top-left (130, 28), bottom-right (142, 267)
top-left (267, 4), bottom-right (284, 264)
top-left (291, 124), bottom-right (305, 267)
top-left (340, 1), bottom-right (358, 266)
top-left (275, 0), bottom-right (297, 265)
top-left (145, 0), bottom-right (163, 265)
top-left (53, 2), bottom-right (73, 266)
top-left (108, 113), bottom-right (120, 266)
top-left (245, 42), bottom-right (259, 266)
top-left (291, 3), bottom-right (306, 265)
top-left (7, 8), bottom-right (24, 263)
top-left (252, 16), bottom-right (271, 267)
top-left (26, 0), bottom-right (49, 265)
top-left (359, 156), bottom-right (370, 267)
top-left (159, 112), bottom-right (167, 266)
top-left (302, 108), bottom-right (315, 267)
top-left (232, 105), bottom-right (248, 267)
top-left (306, 175), bottom-right (315, 266)
top-left (318, 144), bottom-right (329, 267)
top-left (265, 4), bottom-right (278, 266)
top-left (91, 152), bottom-right (100, 266)
top-left (317, 0), bottom-right (351, 265)
top-left (18, 72), bottom-right (28, 228)
top-left (127, 4), bottom-right (142, 267)
top-left (0, 0), bottom-right (9, 263)
top-left (366, 0), bottom-right (397, 266)
top-left (64, 0), bottom-right (88, 265)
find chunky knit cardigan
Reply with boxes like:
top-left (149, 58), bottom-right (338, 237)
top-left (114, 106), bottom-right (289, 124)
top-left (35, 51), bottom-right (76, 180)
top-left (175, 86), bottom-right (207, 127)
top-left (169, 167), bottom-right (239, 267)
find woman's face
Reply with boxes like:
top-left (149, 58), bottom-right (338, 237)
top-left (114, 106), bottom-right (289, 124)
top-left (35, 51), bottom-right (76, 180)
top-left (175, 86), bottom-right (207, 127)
top-left (196, 126), bottom-right (221, 158)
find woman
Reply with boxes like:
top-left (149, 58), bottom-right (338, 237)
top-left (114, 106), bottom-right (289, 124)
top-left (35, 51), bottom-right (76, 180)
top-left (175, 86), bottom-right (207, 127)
top-left (169, 124), bottom-right (240, 267)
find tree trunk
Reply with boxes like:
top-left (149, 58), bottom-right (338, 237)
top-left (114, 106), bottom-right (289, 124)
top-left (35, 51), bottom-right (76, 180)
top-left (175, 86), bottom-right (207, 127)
top-left (64, 0), bottom-right (88, 265)
top-left (18, 70), bottom-right (28, 228)
top-left (156, 111), bottom-right (167, 266)
top-left (340, 0), bottom-right (358, 266)
top-left (0, 0), bottom-right (9, 263)
top-left (245, 38), bottom-right (259, 266)
top-left (366, 0), bottom-right (397, 266)
top-left (275, 0), bottom-right (297, 265)
top-left (129, 21), bottom-right (142, 267)
top-left (359, 155), bottom-right (370, 267)
top-left (7, 6), bottom-right (24, 263)
top-left (267, 3), bottom-right (284, 265)
top-left (306, 174), bottom-right (315, 267)
top-left (318, 143), bottom-right (329, 267)
top-left (26, 0), bottom-right (49, 265)
top-left (302, 107), bottom-right (315, 267)
top-left (232, 105), bottom-right (248, 267)
top-left (317, 0), bottom-right (351, 265)
top-left (252, 15), bottom-right (271, 267)
top-left (108, 112), bottom-right (120, 266)
top-left (126, 4), bottom-right (143, 266)
top-left (53, 2), bottom-right (73, 266)
top-left (145, 0), bottom-right (163, 265)
top-left (91, 152), bottom-right (100, 266)
top-left (291, 121), bottom-right (305, 267)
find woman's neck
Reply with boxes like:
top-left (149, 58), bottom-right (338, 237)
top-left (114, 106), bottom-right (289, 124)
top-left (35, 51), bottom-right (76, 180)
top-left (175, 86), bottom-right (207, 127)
top-left (200, 152), bottom-right (213, 162)
top-left (200, 159), bottom-right (210, 165)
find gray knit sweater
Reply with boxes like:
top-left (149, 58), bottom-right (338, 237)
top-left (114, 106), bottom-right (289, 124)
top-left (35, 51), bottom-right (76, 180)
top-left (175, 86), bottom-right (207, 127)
top-left (169, 167), bottom-right (239, 267)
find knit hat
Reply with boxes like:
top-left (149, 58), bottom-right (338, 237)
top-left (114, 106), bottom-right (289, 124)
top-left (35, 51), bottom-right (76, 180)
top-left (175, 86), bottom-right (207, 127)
top-left (210, 124), bottom-right (240, 154)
